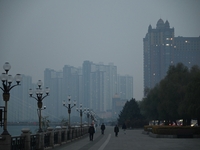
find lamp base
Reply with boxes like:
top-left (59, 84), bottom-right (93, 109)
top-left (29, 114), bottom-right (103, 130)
top-left (1, 129), bottom-right (10, 135)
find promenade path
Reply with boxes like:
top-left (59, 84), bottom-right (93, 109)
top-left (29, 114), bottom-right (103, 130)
top-left (54, 126), bottom-right (200, 150)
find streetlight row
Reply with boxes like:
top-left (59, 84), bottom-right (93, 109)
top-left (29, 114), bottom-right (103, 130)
top-left (0, 62), bottom-right (97, 135)
top-left (63, 95), bottom-right (96, 129)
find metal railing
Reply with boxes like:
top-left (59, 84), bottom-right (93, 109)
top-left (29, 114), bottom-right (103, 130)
top-left (9, 126), bottom-right (88, 150)
top-left (44, 132), bottom-right (50, 148)
top-left (30, 134), bottom-right (37, 150)
top-left (11, 135), bottom-right (25, 150)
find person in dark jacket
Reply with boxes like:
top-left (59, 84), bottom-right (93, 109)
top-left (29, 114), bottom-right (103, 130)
top-left (114, 125), bottom-right (119, 137)
top-left (100, 123), bottom-right (106, 135)
top-left (88, 124), bottom-right (95, 141)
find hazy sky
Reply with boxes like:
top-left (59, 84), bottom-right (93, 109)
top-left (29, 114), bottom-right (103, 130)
top-left (0, 0), bottom-right (200, 100)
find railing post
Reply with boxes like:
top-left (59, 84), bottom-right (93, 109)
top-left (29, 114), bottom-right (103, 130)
top-left (0, 134), bottom-right (11, 150)
top-left (47, 127), bottom-right (54, 148)
top-left (36, 132), bottom-right (44, 150)
top-left (21, 128), bottom-right (30, 150)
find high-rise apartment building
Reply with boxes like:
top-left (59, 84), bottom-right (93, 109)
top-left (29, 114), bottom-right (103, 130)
top-left (143, 19), bottom-right (200, 96)
top-left (82, 61), bottom-right (118, 112)
top-left (143, 19), bottom-right (175, 92)
top-left (104, 63), bottom-right (118, 110)
top-left (117, 75), bottom-right (133, 100)
top-left (63, 65), bottom-right (81, 105)
top-left (44, 67), bottom-right (82, 121)
top-left (174, 36), bottom-right (200, 69)
top-left (82, 61), bottom-right (92, 109)
top-left (44, 68), bottom-right (64, 121)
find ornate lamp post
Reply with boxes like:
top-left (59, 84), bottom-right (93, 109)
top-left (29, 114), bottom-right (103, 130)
top-left (29, 80), bottom-right (49, 132)
top-left (63, 95), bottom-right (76, 128)
top-left (85, 108), bottom-right (90, 126)
top-left (0, 62), bottom-right (21, 135)
top-left (76, 104), bottom-right (88, 129)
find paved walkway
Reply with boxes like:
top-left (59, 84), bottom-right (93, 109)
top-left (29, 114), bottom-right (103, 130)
top-left (54, 126), bottom-right (200, 150)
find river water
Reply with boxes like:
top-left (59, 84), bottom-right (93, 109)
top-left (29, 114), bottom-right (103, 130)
top-left (0, 125), bottom-right (38, 136)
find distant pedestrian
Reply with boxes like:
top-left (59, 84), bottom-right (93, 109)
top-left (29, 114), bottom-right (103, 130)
top-left (114, 125), bottom-right (119, 137)
top-left (95, 123), bottom-right (98, 131)
top-left (88, 124), bottom-right (95, 141)
top-left (122, 123), bottom-right (127, 134)
top-left (101, 123), bottom-right (106, 135)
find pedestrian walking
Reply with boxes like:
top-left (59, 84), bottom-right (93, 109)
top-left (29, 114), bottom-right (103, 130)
top-left (122, 123), bottom-right (127, 134)
top-left (114, 125), bottom-right (119, 137)
top-left (95, 123), bottom-right (98, 131)
top-left (88, 123), bottom-right (95, 141)
top-left (100, 123), bottom-right (106, 135)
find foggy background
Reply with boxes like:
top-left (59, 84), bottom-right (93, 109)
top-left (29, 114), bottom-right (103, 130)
top-left (0, 0), bottom-right (200, 100)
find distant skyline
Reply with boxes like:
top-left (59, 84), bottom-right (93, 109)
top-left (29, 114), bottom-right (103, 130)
top-left (0, 0), bottom-right (200, 100)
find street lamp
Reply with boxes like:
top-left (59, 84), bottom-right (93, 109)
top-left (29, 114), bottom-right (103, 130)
top-left (76, 104), bottom-right (87, 128)
top-left (0, 62), bottom-right (21, 135)
top-left (85, 108), bottom-right (90, 126)
top-left (29, 80), bottom-right (49, 132)
top-left (63, 95), bottom-right (76, 128)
